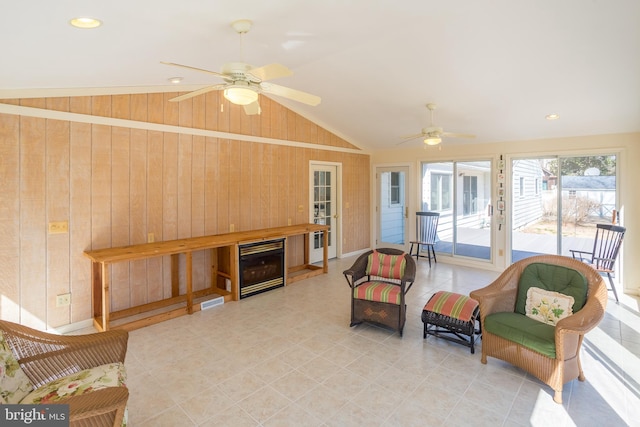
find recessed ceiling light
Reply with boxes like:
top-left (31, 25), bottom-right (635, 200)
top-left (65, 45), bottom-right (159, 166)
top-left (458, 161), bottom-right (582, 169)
top-left (69, 17), bottom-right (102, 29)
top-left (545, 113), bottom-right (560, 120)
top-left (168, 77), bottom-right (183, 84)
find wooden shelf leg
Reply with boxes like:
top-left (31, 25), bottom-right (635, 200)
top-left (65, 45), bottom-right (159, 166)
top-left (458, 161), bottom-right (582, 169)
top-left (322, 230), bottom-right (329, 273)
top-left (186, 252), bottom-right (193, 314)
top-left (230, 244), bottom-right (239, 301)
top-left (171, 254), bottom-right (180, 298)
top-left (101, 262), bottom-right (110, 331)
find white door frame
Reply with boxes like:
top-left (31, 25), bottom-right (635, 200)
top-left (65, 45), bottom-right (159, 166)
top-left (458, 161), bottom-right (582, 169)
top-left (309, 161), bottom-right (342, 262)
top-left (374, 163), bottom-right (413, 252)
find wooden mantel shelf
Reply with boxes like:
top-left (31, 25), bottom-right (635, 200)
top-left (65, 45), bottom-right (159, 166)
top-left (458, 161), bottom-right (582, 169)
top-left (84, 223), bottom-right (330, 332)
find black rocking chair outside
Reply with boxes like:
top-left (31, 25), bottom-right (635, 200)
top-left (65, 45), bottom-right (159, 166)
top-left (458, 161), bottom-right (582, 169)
top-left (570, 223), bottom-right (625, 302)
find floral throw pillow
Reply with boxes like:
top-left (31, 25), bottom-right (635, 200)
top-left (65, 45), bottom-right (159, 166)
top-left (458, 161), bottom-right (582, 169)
top-left (0, 332), bottom-right (35, 404)
top-left (21, 362), bottom-right (126, 405)
top-left (525, 287), bottom-right (575, 326)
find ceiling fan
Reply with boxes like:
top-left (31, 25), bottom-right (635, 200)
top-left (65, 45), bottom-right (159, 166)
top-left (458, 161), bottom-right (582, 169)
top-left (399, 103), bottom-right (475, 146)
top-left (161, 19), bottom-right (321, 115)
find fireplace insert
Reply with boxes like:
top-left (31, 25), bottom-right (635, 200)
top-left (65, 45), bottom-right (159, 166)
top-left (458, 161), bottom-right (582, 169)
top-left (238, 239), bottom-right (285, 298)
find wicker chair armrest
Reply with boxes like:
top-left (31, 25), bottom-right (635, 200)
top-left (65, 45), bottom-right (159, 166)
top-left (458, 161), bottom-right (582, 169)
top-left (343, 250), bottom-right (374, 287)
top-left (401, 253), bottom-right (416, 283)
top-left (343, 268), bottom-right (366, 281)
top-left (65, 386), bottom-right (129, 427)
top-left (556, 293), bottom-right (607, 336)
top-left (1, 321), bottom-right (128, 387)
top-left (554, 274), bottom-right (607, 361)
top-left (470, 265), bottom-right (521, 321)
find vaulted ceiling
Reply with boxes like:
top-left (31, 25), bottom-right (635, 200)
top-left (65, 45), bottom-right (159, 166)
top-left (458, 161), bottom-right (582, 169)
top-left (2, 0), bottom-right (639, 151)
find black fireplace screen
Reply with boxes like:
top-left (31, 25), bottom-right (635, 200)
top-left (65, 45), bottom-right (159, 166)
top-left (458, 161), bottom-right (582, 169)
top-left (238, 239), bottom-right (285, 298)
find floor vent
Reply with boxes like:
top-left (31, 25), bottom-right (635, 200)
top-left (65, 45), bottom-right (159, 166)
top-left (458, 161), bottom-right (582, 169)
top-left (201, 297), bottom-right (224, 310)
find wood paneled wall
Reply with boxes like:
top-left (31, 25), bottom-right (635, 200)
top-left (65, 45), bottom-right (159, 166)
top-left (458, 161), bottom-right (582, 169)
top-left (0, 92), bottom-right (370, 328)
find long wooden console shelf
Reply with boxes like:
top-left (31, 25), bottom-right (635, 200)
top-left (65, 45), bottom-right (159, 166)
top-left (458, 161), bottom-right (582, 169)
top-left (84, 223), bottom-right (329, 331)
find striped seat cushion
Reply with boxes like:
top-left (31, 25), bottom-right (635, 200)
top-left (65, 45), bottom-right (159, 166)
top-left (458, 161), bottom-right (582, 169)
top-left (354, 281), bottom-right (402, 305)
top-left (424, 291), bottom-right (478, 322)
top-left (366, 250), bottom-right (406, 280)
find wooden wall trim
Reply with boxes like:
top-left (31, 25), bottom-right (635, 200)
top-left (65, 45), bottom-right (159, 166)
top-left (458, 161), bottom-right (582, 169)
top-left (0, 103), bottom-right (367, 155)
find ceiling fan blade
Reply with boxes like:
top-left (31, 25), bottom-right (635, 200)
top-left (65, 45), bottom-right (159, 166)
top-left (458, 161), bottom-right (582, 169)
top-left (160, 61), bottom-right (228, 80)
top-left (168, 84), bottom-right (225, 102)
top-left (400, 133), bottom-right (424, 140)
top-left (247, 63), bottom-right (293, 82)
top-left (441, 132), bottom-right (476, 138)
top-left (396, 135), bottom-right (422, 145)
top-left (243, 101), bottom-right (262, 115)
top-left (260, 82), bottom-right (321, 106)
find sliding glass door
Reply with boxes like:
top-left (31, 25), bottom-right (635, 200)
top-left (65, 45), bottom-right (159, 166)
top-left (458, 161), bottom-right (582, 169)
top-left (420, 160), bottom-right (492, 261)
top-left (511, 154), bottom-right (617, 261)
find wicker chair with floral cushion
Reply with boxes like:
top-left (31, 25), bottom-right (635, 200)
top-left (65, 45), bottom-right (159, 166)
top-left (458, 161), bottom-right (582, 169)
top-left (470, 255), bottom-right (607, 404)
top-left (0, 320), bottom-right (129, 427)
top-left (343, 248), bottom-right (416, 336)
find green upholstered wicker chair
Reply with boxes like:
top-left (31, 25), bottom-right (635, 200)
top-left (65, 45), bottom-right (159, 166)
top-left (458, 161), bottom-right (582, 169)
top-left (0, 320), bottom-right (129, 426)
top-left (343, 248), bottom-right (416, 336)
top-left (470, 255), bottom-right (607, 404)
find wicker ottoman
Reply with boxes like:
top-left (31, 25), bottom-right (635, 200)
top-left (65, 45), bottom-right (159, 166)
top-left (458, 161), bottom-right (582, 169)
top-left (422, 291), bottom-right (481, 354)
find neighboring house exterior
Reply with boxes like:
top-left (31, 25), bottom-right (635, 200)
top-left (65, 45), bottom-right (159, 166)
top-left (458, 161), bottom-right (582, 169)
top-left (512, 159), bottom-right (545, 229)
top-left (561, 175), bottom-right (617, 220)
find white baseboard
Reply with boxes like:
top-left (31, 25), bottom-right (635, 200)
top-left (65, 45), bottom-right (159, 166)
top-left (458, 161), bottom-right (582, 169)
top-left (50, 319), bottom-right (96, 335)
top-left (340, 248), bottom-right (372, 259)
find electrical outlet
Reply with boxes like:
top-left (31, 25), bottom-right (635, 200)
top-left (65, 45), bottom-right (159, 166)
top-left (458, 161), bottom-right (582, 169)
top-left (147, 232), bottom-right (155, 243)
top-left (56, 293), bottom-right (71, 307)
top-left (229, 224), bottom-right (235, 232)
top-left (48, 221), bottom-right (68, 234)
top-left (288, 218), bottom-right (292, 226)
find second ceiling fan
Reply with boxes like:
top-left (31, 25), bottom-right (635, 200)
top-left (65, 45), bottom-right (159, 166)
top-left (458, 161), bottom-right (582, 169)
top-left (161, 19), bottom-right (321, 115)
top-left (399, 103), bottom-right (475, 146)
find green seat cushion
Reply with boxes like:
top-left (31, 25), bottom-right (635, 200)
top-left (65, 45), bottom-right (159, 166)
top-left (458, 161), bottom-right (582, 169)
top-left (515, 263), bottom-right (588, 315)
top-left (484, 312), bottom-right (556, 358)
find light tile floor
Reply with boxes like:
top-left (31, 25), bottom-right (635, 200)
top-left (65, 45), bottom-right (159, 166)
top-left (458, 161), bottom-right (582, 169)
top-left (123, 255), bottom-right (640, 426)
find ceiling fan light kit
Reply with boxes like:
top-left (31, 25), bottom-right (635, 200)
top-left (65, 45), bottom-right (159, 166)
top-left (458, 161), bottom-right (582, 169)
top-left (397, 103), bottom-right (476, 147)
top-left (161, 19), bottom-right (320, 114)
top-left (224, 84), bottom-right (259, 105)
top-left (424, 136), bottom-right (442, 145)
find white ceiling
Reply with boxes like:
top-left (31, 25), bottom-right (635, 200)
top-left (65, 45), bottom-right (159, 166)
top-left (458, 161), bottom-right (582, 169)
top-left (2, 0), bottom-right (639, 151)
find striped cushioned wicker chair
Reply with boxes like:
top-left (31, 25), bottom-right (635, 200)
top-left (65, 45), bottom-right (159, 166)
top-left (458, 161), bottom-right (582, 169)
top-left (0, 320), bottom-right (129, 426)
top-left (343, 248), bottom-right (416, 336)
top-left (470, 255), bottom-right (607, 404)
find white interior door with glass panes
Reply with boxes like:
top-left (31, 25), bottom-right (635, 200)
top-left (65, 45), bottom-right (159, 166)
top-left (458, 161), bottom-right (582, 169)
top-left (377, 166), bottom-right (409, 250)
top-left (310, 164), bottom-right (338, 263)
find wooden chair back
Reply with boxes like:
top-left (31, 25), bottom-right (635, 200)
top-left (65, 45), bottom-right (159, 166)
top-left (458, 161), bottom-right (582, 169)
top-left (415, 211), bottom-right (439, 244)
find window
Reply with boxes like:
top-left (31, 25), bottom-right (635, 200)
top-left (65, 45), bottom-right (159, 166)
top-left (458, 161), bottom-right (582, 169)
top-left (430, 173), bottom-right (451, 211)
top-left (463, 176), bottom-right (478, 215)
top-left (390, 172), bottom-right (400, 205)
